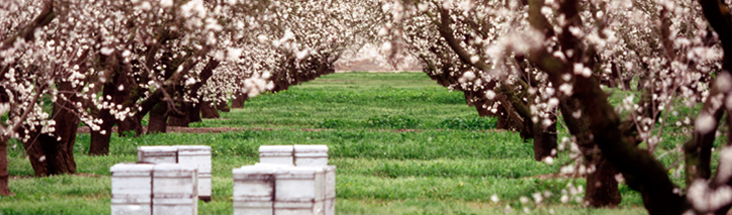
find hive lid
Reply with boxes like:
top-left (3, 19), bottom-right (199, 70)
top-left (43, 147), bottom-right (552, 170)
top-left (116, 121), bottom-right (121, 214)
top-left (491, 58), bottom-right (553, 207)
top-left (259, 145), bottom-right (294, 154)
top-left (234, 165), bottom-right (277, 175)
top-left (111, 163), bottom-right (154, 174)
top-left (153, 163), bottom-right (197, 172)
top-left (176, 145), bottom-right (211, 154)
top-left (137, 146), bottom-right (177, 153)
top-left (293, 145), bottom-right (328, 153)
top-left (274, 166), bottom-right (325, 177)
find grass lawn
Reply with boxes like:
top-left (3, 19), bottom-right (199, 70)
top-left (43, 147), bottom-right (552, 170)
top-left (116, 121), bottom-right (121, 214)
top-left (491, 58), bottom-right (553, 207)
top-left (0, 72), bottom-right (652, 214)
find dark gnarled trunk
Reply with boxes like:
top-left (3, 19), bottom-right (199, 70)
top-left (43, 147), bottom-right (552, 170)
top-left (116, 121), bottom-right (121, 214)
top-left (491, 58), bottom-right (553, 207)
top-left (147, 103), bottom-right (168, 134)
top-left (168, 102), bottom-right (192, 127)
top-left (201, 100), bottom-right (220, 119)
top-left (585, 157), bottom-right (622, 207)
top-left (231, 92), bottom-right (247, 108)
top-left (216, 99), bottom-right (230, 112)
top-left (0, 138), bottom-right (10, 196)
top-left (23, 82), bottom-right (79, 176)
top-left (118, 114), bottom-right (143, 137)
top-left (533, 118), bottom-right (557, 161)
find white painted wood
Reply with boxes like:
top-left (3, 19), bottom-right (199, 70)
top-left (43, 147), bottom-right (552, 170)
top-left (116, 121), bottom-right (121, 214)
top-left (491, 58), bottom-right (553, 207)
top-left (293, 145), bottom-right (329, 167)
top-left (233, 201), bottom-right (273, 215)
top-left (137, 146), bottom-right (177, 164)
top-left (324, 166), bottom-right (336, 199)
top-left (111, 198), bottom-right (152, 215)
top-left (259, 145), bottom-right (294, 165)
top-left (274, 166), bottom-right (325, 202)
top-left (152, 197), bottom-right (198, 215)
top-left (152, 163), bottom-right (198, 215)
top-left (324, 166), bottom-right (336, 215)
top-left (111, 163), bottom-right (154, 215)
top-left (273, 200), bottom-right (325, 215)
top-left (324, 198), bottom-right (335, 215)
top-left (176, 145), bottom-right (212, 199)
top-left (233, 165), bottom-right (276, 215)
top-left (233, 165), bottom-right (276, 200)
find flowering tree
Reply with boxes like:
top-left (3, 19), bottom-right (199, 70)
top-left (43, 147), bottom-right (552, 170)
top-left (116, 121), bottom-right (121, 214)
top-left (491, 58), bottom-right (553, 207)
top-left (377, 1), bottom-right (559, 164)
top-left (379, 0), bottom-right (730, 212)
top-left (0, 0), bottom-right (384, 194)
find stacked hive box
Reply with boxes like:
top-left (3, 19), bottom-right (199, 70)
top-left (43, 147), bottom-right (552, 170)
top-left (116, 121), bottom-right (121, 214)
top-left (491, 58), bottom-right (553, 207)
top-left (233, 165), bottom-right (276, 215)
top-left (234, 145), bottom-right (335, 215)
top-left (259, 145), bottom-right (295, 166)
top-left (323, 166), bottom-right (336, 215)
top-left (111, 163), bottom-right (154, 215)
top-left (110, 163), bottom-right (198, 215)
top-left (137, 145), bottom-right (212, 201)
top-left (177, 145), bottom-right (213, 201)
top-left (273, 166), bottom-right (325, 215)
top-left (293, 145), bottom-right (328, 166)
top-left (152, 163), bottom-right (198, 215)
top-left (137, 146), bottom-right (177, 163)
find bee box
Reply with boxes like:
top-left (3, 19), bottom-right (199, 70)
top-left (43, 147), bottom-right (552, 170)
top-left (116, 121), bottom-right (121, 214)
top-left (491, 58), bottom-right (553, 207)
top-left (233, 165), bottom-right (277, 215)
top-left (273, 166), bottom-right (325, 201)
top-left (293, 145), bottom-right (329, 167)
top-left (259, 145), bottom-right (294, 165)
top-left (110, 163), bottom-right (154, 215)
top-left (152, 163), bottom-right (198, 215)
top-left (176, 145), bottom-right (212, 201)
top-left (324, 166), bottom-right (336, 215)
top-left (274, 200), bottom-right (325, 215)
top-left (137, 146), bottom-right (177, 164)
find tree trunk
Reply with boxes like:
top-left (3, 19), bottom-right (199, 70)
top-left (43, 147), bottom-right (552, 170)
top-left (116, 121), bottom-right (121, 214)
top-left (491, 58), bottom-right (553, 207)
top-left (231, 92), bottom-right (247, 108)
top-left (216, 99), bottom-right (230, 112)
top-left (201, 100), bottom-right (219, 119)
top-left (533, 118), bottom-right (557, 161)
top-left (147, 103), bottom-right (168, 134)
top-left (584, 156), bottom-right (621, 207)
top-left (88, 108), bottom-right (113, 155)
top-left (0, 138), bottom-right (11, 196)
top-left (189, 101), bottom-right (202, 123)
top-left (118, 114), bottom-right (143, 137)
top-left (23, 83), bottom-right (79, 176)
top-left (168, 102), bottom-right (191, 127)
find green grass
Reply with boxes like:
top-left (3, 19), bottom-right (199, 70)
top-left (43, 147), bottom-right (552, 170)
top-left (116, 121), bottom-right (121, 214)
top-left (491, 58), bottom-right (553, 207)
top-left (1, 72), bottom-right (650, 214)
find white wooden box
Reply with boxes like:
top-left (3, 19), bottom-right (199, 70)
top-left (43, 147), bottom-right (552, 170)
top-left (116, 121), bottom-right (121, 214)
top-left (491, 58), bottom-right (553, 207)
top-left (294, 145), bottom-right (329, 166)
top-left (324, 198), bottom-right (335, 215)
top-left (137, 146), bottom-right (177, 164)
top-left (324, 166), bottom-right (336, 215)
top-left (153, 197), bottom-right (198, 215)
top-left (111, 198), bottom-right (151, 215)
top-left (274, 200), bottom-right (325, 215)
top-left (233, 201), bottom-right (273, 215)
top-left (152, 163), bottom-right (198, 215)
top-left (233, 165), bottom-right (277, 215)
top-left (176, 145), bottom-right (212, 201)
top-left (111, 163), bottom-right (154, 215)
top-left (259, 145), bottom-right (294, 165)
top-left (274, 166), bottom-right (325, 202)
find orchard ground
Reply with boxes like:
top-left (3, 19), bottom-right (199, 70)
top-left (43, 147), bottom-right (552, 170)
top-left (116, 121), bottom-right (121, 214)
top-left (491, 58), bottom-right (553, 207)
top-left (2, 71), bottom-right (677, 214)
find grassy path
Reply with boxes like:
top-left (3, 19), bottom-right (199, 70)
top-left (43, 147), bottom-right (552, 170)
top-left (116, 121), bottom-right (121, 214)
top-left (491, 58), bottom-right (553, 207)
top-left (1, 72), bottom-right (647, 214)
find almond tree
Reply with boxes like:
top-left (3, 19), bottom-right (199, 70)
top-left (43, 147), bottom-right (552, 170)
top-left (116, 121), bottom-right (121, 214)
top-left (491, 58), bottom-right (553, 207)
top-left (380, 0), bottom-right (727, 211)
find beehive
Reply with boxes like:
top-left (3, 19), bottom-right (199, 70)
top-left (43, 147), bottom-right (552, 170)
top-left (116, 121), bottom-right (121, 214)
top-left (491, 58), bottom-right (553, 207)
top-left (152, 163), bottom-right (198, 215)
top-left (110, 163), bottom-right (154, 215)
top-left (324, 166), bottom-right (336, 215)
top-left (259, 145), bottom-right (294, 165)
top-left (293, 145), bottom-right (329, 167)
top-left (233, 165), bottom-right (277, 215)
top-left (176, 145), bottom-right (212, 201)
top-left (137, 146), bottom-right (177, 164)
top-left (273, 166), bottom-right (325, 215)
